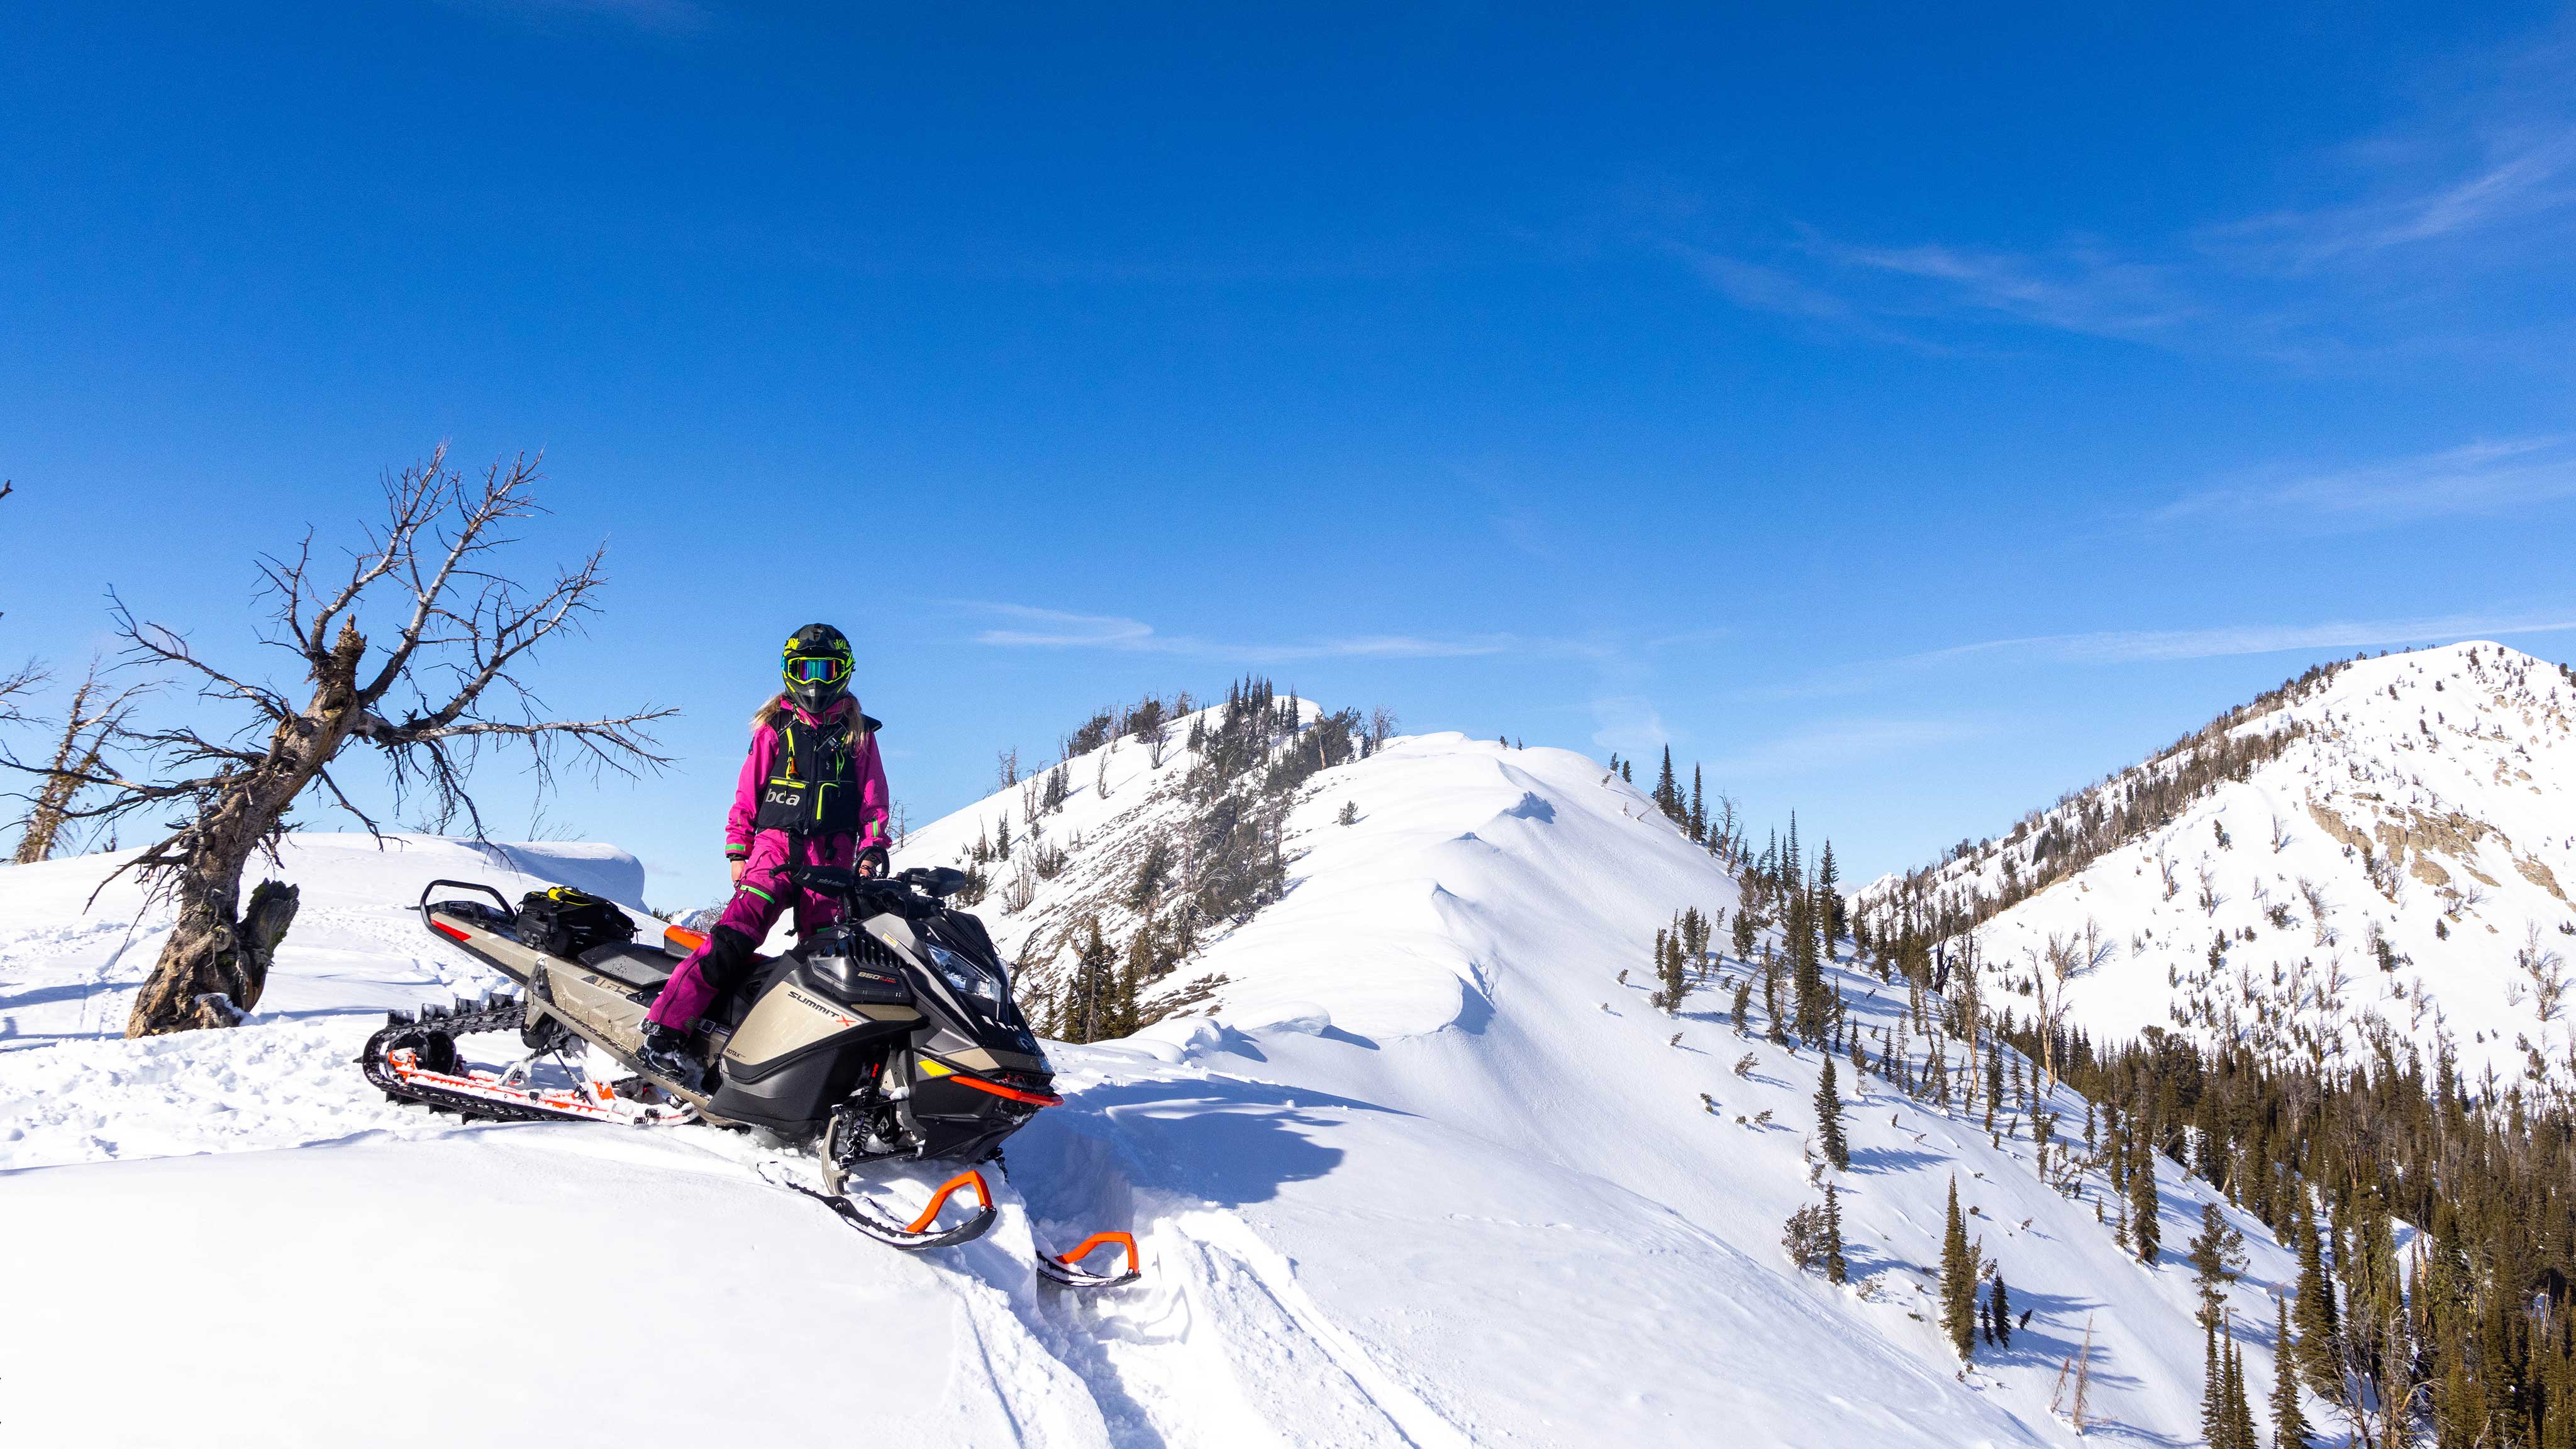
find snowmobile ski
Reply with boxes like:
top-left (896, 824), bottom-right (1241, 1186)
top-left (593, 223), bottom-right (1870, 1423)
top-left (757, 1159), bottom-right (999, 1251)
top-left (1035, 1231), bottom-right (1143, 1289)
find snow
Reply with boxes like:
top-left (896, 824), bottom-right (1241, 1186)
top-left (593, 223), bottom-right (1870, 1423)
top-left (0, 727), bottom-right (2334, 1444)
top-left (1885, 642), bottom-right (2576, 1084)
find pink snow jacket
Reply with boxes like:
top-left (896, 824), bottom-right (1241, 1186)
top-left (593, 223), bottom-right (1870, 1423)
top-left (722, 695), bottom-right (891, 877)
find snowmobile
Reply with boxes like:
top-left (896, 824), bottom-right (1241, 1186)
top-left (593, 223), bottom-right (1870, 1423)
top-left (362, 863), bottom-right (1140, 1289)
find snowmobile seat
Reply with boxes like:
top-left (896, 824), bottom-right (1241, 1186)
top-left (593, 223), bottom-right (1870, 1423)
top-left (575, 941), bottom-right (677, 992)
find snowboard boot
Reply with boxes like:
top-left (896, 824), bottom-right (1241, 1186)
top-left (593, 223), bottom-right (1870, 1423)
top-left (635, 1021), bottom-right (705, 1091)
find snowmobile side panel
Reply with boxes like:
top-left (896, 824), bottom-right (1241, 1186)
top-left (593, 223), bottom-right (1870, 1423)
top-left (707, 1035), bottom-right (888, 1133)
top-left (542, 962), bottom-right (653, 1055)
top-left (723, 981), bottom-right (914, 1072)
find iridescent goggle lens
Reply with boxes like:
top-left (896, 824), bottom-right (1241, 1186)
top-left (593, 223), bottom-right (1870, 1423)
top-left (786, 655), bottom-right (849, 685)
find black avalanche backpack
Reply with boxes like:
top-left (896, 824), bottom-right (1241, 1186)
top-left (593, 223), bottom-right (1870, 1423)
top-left (516, 886), bottom-right (638, 960)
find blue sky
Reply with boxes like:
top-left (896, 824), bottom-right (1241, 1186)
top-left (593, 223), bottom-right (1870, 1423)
top-left (4, 3), bottom-right (2573, 907)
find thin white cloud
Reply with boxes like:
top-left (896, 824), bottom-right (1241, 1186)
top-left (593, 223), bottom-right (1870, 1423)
top-left (1588, 695), bottom-right (1671, 755)
top-left (1824, 240), bottom-right (2192, 340)
top-left (966, 604), bottom-right (1521, 663)
top-left (1666, 18), bottom-right (2576, 353)
top-left (2211, 131), bottom-right (2576, 266)
top-left (2155, 436), bottom-right (2576, 529)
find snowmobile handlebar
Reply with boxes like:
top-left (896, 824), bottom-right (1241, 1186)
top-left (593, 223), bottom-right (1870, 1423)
top-left (789, 863), bottom-right (972, 906)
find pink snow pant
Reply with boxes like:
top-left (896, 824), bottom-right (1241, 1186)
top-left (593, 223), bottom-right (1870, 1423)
top-left (645, 861), bottom-right (844, 1031)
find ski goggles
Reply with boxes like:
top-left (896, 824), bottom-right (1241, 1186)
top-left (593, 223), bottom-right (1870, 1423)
top-left (786, 655), bottom-right (850, 686)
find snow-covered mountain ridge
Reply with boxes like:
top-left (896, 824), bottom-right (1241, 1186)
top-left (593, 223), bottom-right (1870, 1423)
top-left (1860, 641), bottom-right (2576, 1084)
top-left (1, 714), bottom-right (2334, 1445)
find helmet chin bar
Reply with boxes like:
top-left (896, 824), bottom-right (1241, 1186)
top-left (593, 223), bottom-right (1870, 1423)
top-left (786, 675), bottom-right (849, 714)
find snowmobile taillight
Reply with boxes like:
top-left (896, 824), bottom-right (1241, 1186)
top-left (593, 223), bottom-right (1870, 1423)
top-left (663, 925), bottom-right (708, 958)
top-left (430, 919), bottom-right (471, 943)
top-left (1054, 1232), bottom-right (1140, 1279)
top-left (906, 1170), bottom-right (994, 1235)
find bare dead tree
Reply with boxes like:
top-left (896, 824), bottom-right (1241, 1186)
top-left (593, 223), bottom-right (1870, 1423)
top-left (11, 658), bottom-right (146, 863)
top-left (0, 658), bottom-right (43, 730)
top-left (2025, 919), bottom-right (2114, 1094)
top-left (7, 450), bottom-right (672, 1036)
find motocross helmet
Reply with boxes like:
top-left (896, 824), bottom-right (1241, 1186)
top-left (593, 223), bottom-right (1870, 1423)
top-left (782, 623), bottom-right (854, 716)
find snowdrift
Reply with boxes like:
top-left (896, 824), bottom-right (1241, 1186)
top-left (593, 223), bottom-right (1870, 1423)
top-left (1, 740), bottom-right (2319, 1444)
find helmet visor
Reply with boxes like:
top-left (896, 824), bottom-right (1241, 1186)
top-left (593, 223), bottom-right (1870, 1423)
top-left (786, 655), bottom-right (850, 686)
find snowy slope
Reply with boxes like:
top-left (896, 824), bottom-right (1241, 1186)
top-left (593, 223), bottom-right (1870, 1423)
top-left (1, 735), bottom-right (2328, 1445)
top-left (1863, 643), bottom-right (2576, 1084)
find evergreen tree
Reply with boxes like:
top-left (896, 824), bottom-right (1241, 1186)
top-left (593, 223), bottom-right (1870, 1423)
top-left (1814, 1057), bottom-right (1849, 1170)
top-left (1653, 747), bottom-right (1680, 823)
top-left (1078, 917), bottom-right (1118, 1043)
top-left (1989, 1273), bottom-right (2011, 1348)
top-left (2187, 1202), bottom-right (2246, 1329)
top-left (1762, 947), bottom-right (1788, 1046)
top-left (1789, 887), bottom-right (1826, 1044)
top-left (2290, 1204), bottom-right (2340, 1396)
top-left (1115, 927), bottom-right (1146, 1036)
top-left (1984, 1040), bottom-right (2003, 1133)
top-left (2129, 1133), bottom-right (2161, 1262)
top-left (1689, 765), bottom-right (1706, 844)
top-left (1658, 926), bottom-right (1691, 1014)
top-left (2224, 1327), bottom-right (2258, 1449)
top-left (2271, 1296), bottom-right (2313, 1449)
top-left (1823, 1182), bottom-right (1846, 1285)
top-left (1729, 975), bottom-right (1753, 1036)
top-left (1941, 1177), bottom-right (1977, 1360)
top-left (1816, 840), bottom-right (1842, 952)
top-left (2203, 1319), bottom-right (2231, 1449)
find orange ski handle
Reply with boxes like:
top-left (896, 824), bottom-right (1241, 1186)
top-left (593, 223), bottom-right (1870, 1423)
top-left (905, 1170), bottom-right (995, 1235)
top-left (1055, 1231), bottom-right (1140, 1277)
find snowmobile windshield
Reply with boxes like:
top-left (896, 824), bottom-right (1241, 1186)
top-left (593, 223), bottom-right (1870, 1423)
top-left (924, 941), bottom-right (1001, 1007)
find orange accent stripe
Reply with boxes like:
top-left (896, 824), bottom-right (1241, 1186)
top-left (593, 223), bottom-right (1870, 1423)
top-left (948, 1073), bottom-right (1063, 1108)
top-left (1055, 1232), bottom-right (1140, 1278)
top-left (665, 926), bottom-right (708, 954)
top-left (904, 1171), bottom-right (994, 1235)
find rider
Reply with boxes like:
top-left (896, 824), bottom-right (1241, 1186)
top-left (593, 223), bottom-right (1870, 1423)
top-left (636, 623), bottom-right (891, 1087)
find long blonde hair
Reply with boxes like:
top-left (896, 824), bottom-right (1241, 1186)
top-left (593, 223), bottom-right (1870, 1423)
top-left (752, 694), bottom-right (869, 738)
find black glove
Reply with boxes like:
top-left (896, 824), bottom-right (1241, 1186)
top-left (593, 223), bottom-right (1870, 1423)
top-left (857, 845), bottom-right (889, 879)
